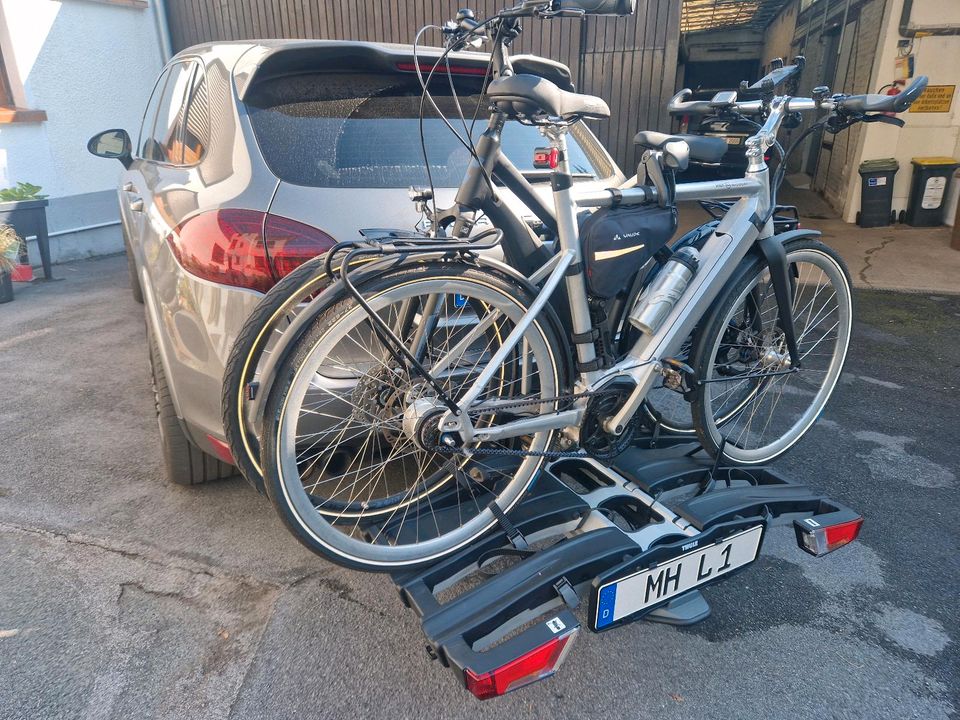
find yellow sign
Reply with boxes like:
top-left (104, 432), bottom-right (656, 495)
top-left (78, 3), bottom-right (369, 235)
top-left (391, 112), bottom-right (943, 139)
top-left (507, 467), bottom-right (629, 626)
top-left (909, 85), bottom-right (956, 113)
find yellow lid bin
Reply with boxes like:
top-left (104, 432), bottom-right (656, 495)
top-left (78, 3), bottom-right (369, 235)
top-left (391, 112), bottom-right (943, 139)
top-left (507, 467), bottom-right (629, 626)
top-left (906, 157), bottom-right (959, 227)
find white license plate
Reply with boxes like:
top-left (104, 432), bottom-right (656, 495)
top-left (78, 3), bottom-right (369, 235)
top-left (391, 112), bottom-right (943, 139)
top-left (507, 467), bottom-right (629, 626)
top-left (594, 525), bottom-right (763, 629)
top-left (724, 136), bottom-right (743, 145)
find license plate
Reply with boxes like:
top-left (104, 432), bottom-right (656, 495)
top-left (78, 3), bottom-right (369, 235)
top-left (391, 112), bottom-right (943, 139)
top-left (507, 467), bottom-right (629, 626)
top-left (724, 136), bottom-right (743, 145)
top-left (594, 525), bottom-right (763, 629)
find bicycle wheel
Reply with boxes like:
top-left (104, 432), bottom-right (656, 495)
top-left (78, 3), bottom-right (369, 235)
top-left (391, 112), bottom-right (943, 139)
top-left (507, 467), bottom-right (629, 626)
top-left (260, 261), bottom-right (564, 570)
top-left (221, 254), bottom-right (335, 494)
top-left (690, 238), bottom-right (853, 464)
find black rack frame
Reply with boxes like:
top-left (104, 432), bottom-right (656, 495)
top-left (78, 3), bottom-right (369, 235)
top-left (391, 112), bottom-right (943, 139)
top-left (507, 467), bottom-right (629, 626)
top-left (390, 439), bottom-right (860, 692)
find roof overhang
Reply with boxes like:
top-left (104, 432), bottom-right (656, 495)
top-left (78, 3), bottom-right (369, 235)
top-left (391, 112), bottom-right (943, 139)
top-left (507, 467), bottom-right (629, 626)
top-left (681, 0), bottom-right (794, 34)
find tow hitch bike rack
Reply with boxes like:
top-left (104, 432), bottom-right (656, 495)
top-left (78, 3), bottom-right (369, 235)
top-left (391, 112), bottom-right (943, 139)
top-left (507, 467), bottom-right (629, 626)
top-left (388, 438), bottom-right (862, 699)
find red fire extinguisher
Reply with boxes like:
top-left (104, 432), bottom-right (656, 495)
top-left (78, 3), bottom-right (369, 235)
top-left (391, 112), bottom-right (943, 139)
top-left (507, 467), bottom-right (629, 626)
top-left (879, 80), bottom-right (904, 117)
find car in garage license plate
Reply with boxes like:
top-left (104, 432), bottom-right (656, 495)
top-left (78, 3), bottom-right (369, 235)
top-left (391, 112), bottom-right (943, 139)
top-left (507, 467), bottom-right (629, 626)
top-left (594, 525), bottom-right (764, 629)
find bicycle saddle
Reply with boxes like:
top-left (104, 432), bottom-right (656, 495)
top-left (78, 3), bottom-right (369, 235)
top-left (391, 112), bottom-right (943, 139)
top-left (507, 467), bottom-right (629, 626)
top-left (487, 74), bottom-right (610, 121)
top-left (634, 131), bottom-right (728, 164)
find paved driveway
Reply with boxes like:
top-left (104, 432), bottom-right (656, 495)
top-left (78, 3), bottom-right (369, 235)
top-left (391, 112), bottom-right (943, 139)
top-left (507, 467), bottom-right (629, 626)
top-left (1, 255), bottom-right (957, 719)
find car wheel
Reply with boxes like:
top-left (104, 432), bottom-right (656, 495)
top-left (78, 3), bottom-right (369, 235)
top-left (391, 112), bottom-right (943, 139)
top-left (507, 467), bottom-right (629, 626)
top-left (123, 228), bottom-right (144, 304)
top-left (147, 318), bottom-right (233, 486)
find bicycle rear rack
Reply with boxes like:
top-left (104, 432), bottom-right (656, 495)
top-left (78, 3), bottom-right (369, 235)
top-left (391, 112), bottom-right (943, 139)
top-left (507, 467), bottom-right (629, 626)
top-left (390, 443), bottom-right (861, 699)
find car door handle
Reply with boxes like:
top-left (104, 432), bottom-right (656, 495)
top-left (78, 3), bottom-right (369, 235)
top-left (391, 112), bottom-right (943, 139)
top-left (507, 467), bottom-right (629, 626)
top-left (129, 198), bottom-right (144, 212)
top-left (123, 182), bottom-right (136, 192)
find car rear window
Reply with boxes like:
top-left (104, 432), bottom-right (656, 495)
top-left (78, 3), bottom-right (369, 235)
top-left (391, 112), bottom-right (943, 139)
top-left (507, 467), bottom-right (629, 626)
top-left (244, 72), bottom-right (609, 188)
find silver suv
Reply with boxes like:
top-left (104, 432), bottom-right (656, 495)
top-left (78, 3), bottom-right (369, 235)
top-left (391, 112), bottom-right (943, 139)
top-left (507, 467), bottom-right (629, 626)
top-left (88, 40), bottom-right (624, 486)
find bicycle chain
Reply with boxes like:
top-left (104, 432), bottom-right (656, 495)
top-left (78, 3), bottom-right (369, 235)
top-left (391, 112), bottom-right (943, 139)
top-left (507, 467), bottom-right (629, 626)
top-left (429, 387), bottom-right (621, 459)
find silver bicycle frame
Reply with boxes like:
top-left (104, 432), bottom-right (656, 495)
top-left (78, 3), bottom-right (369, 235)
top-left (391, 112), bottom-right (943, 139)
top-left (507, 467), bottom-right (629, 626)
top-left (440, 96), bottom-right (823, 444)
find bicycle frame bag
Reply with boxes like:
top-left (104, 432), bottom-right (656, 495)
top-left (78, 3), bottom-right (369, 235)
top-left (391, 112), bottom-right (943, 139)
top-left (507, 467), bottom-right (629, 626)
top-left (580, 203), bottom-right (678, 298)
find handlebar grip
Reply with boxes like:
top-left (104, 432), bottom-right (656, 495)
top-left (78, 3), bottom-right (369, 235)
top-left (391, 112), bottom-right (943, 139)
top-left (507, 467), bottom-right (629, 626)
top-left (557, 0), bottom-right (635, 15)
top-left (838, 75), bottom-right (928, 114)
top-left (667, 88), bottom-right (715, 115)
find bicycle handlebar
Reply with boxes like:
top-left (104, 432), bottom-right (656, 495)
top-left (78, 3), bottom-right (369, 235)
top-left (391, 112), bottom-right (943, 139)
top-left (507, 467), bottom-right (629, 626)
top-left (835, 75), bottom-right (928, 114)
top-left (668, 75), bottom-right (929, 118)
top-left (556, 0), bottom-right (635, 14)
top-left (667, 89), bottom-right (763, 115)
top-left (503, 0), bottom-right (635, 16)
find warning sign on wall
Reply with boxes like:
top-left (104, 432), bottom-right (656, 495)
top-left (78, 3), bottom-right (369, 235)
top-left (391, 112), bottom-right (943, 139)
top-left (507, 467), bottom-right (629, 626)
top-left (909, 85), bottom-right (956, 113)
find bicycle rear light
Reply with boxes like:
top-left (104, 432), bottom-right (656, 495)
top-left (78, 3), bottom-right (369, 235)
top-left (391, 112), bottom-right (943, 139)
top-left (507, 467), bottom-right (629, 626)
top-left (794, 515), bottom-right (863, 556)
top-left (463, 627), bottom-right (578, 700)
top-left (533, 147), bottom-right (560, 169)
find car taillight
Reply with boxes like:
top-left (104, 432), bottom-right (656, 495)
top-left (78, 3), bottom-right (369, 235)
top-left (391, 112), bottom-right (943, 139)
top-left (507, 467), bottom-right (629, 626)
top-left (463, 627), bottom-right (578, 700)
top-left (166, 209), bottom-right (334, 293)
top-left (263, 213), bottom-right (335, 280)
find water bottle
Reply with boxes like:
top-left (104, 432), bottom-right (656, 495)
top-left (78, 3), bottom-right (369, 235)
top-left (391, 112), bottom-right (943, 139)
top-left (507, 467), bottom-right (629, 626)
top-left (628, 247), bottom-right (700, 335)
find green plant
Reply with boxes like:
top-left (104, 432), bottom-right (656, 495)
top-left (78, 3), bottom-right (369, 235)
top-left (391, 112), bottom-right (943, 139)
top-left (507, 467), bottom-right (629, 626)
top-left (0, 182), bottom-right (47, 202)
top-left (0, 224), bottom-right (22, 272)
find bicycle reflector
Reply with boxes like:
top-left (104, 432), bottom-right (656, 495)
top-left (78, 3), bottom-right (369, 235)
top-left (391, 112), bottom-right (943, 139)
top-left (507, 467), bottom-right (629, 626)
top-left (794, 514), bottom-right (863, 557)
top-left (463, 626), bottom-right (578, 700)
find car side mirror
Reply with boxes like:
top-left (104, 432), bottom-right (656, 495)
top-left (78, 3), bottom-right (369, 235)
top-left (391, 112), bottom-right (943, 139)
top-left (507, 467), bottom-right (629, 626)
top-left (87, 129), bottom-right (132, 169)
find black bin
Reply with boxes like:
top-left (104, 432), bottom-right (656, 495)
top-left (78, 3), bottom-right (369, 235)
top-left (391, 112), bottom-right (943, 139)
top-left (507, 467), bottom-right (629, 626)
top-left (905, 157), bottom-right (959, 227)
top-left (857, 158), bottom-right (898, 228)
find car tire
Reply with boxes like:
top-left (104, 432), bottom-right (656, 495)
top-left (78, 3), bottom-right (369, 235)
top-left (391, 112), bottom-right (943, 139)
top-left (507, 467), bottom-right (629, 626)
top-left (123, 228), bottom-right (144, 304)
top-left (147, 319), bottom-right (234, 486)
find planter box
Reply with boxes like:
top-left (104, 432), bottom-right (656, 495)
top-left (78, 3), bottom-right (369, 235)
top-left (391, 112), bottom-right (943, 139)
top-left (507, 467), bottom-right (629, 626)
top-left (0, 198), bottom-right (52, 280)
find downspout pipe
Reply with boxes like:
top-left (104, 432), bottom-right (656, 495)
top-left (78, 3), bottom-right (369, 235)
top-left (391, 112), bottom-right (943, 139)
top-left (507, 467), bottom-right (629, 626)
top-left (152, 0), bottom-right (174, 61)
top-left (900, 0), bottom-right (960, 37)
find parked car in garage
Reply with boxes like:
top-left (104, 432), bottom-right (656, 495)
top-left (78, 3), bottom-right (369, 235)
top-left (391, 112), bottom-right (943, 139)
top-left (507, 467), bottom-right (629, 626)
top-left (87, 39), bottom-right (624, 486)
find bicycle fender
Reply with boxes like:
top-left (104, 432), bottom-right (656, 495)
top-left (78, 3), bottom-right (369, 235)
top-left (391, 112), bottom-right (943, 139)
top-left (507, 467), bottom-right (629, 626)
top-left (755, 229), bottom-right (821, 367)
top-left (248, 254), bottom-right (408, 430)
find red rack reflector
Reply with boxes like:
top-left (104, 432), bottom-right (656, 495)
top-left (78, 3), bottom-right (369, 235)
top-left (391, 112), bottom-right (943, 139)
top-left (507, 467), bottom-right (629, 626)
top-left (463, 627), bottom-right (578, 700)
top-left (796, 516), bottom-right (863, 556)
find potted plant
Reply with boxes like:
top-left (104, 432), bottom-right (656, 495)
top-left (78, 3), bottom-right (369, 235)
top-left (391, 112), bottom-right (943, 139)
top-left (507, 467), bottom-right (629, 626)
top-left (0, 182), bottom-right (50, 282)
top-left (0, 224), bottom-right (21, 303)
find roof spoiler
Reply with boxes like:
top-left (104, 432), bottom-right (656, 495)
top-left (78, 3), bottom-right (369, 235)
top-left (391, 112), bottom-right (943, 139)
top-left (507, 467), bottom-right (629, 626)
top-left (232, 40), bottom-right (575, 101)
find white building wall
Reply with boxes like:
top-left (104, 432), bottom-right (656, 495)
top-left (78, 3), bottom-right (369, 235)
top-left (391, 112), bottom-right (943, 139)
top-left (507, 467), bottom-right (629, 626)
top-left (0, 0), bottom-right (165, 261)
top-left (842, 0), bottom-right (960, 223)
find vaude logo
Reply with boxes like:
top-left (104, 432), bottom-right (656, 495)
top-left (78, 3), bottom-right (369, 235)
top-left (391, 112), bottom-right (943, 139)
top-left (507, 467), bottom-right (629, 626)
top-left (613, 231), bottom-right (642, 241)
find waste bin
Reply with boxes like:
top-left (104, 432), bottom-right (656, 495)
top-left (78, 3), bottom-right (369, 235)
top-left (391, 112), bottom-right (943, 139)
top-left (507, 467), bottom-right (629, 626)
top-left (905, 157), bottom-right (959, 227)
top-left (857, 158), bottom-right (898, 228)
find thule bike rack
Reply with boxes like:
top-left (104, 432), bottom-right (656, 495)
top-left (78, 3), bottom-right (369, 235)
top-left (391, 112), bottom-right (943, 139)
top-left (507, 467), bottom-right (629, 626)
top-left (388, 438), bottom-right (862, 699)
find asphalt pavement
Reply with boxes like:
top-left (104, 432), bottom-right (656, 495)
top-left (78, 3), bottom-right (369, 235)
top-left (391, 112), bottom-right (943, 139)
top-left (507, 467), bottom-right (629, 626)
top-left (1, 255), bottom-right (957, 719)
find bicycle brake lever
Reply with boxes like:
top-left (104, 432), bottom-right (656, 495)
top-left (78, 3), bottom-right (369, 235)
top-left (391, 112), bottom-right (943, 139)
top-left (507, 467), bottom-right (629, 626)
top-left (862, 113), bottom-right (905, 128)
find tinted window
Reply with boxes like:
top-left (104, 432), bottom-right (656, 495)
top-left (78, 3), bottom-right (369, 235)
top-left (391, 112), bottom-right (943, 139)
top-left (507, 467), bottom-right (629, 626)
top-left (182, 65), bottom-right (211, 165)
top-left (138, 68), bottom-right (169, 159)
top-left (245, 73), bottom-right (605, 188)
top-left (143, 61), bottom-right (195, 164)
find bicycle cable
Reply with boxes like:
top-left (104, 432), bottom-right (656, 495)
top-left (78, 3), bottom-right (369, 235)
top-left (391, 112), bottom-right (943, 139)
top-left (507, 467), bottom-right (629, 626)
top-left (412, 15), bottom-right (503, 232)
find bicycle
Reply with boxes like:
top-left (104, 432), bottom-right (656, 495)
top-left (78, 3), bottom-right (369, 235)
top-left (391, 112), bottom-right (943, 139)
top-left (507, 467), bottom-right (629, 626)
top-left (253, 0), bottom-right (928, 570)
